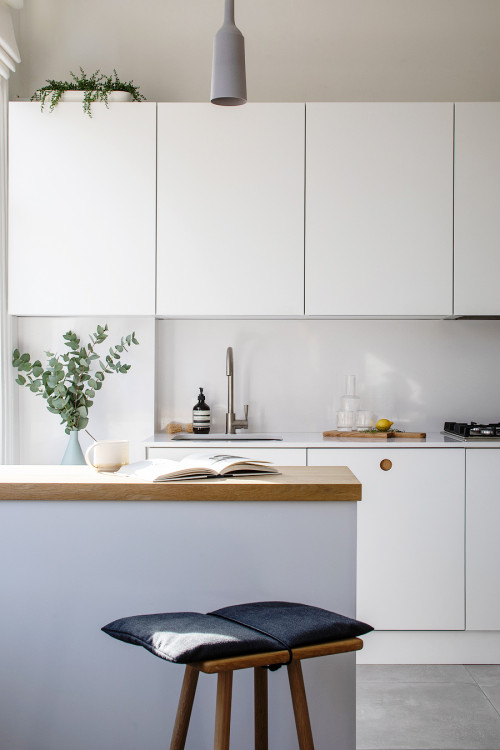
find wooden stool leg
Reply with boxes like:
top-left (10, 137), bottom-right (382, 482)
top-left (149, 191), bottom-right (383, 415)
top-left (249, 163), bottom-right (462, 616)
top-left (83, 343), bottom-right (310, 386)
top-left (287, 660), bottom-right (315, 750)
top-left (254, 667), bottom-right (268, 750)
top-left (214, 670), bottom-right (233, 750)
top-left (169, 665), bottom-right (199, 750)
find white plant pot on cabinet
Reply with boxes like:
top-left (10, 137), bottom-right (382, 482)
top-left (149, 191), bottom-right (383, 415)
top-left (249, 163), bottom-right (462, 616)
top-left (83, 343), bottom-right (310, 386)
top-left (58, 91), bottom-right (134, 102)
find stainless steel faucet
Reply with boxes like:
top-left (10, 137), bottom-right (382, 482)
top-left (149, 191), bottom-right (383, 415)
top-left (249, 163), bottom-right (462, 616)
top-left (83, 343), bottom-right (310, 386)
top-left (225, 346), bottom-right (249, 434)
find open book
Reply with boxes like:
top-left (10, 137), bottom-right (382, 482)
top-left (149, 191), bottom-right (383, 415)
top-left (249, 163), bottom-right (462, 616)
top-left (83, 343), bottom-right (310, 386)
top-left (116, 454), bottom-right (281, 482)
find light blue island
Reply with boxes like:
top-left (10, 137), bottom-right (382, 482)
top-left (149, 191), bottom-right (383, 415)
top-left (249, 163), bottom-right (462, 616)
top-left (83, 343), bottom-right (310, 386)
top-left (0, 465), bottom-right (361, 750)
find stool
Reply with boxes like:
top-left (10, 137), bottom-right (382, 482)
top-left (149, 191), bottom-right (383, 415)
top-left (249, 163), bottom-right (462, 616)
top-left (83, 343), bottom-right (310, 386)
top-left (102, 601), bottom-right (373, 750)
top-left (170, 636), bottom-right (363, 750)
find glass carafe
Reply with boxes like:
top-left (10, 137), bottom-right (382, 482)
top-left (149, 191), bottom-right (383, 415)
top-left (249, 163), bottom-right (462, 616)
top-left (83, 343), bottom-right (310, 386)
top-left (340, 375), bottom-right (360, 412)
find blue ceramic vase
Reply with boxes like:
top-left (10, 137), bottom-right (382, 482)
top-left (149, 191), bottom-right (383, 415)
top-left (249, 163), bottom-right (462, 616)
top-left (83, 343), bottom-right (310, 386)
top-left (61, 429), bottom-right (86, 465)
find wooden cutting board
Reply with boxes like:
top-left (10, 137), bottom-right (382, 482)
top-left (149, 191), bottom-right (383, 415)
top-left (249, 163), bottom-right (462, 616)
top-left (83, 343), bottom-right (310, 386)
top-left (323, 430), bottom-right (426, 439)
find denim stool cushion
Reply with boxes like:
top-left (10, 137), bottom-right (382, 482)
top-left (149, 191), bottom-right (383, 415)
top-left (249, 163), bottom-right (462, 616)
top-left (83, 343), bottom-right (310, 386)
top-left (102, 601), bottom-right (373, 664)
top-left (209, 601), bottom-right (373, 648)
top-left (101, 612), bottom-right (279, 664)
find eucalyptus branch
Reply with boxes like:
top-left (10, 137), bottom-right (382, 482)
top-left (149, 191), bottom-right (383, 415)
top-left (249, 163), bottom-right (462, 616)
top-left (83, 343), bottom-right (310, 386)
top-left (12, 324), bottom-right (139, 435)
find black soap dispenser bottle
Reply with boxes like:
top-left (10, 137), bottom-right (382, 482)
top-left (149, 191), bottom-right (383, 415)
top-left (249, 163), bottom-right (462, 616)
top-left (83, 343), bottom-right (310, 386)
top-left (193, 388), bottom-right (211, 434)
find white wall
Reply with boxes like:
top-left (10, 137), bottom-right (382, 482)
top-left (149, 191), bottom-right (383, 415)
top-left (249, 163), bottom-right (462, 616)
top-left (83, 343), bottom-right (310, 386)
top-left (10, 0), bottom-right (500, 103)
top-left (155, 318), bottom-right (500, 434)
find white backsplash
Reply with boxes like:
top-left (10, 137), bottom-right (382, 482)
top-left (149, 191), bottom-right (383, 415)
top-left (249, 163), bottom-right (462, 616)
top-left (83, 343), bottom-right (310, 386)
top-left (13, 316), bottom-right (500, 463)
top-left (155, 318), bottom-right (500, 434)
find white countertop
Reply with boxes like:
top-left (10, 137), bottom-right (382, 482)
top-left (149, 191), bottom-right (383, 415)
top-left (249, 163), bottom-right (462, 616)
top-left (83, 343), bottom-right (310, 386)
top-left (145, 432), bottom-right (500, 448)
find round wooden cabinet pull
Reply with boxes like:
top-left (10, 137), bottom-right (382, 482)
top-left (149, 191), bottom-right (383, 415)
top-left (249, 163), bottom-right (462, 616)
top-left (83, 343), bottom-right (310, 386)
top-left (380, 459), bottom-right (392, 471)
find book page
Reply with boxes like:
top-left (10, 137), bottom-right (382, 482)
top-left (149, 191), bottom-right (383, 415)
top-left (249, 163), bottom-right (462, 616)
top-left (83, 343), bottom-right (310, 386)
top-left (178, 453), bottom-right (273, 473)
top-left (116, 454), bottom-right (276, 481)
top-left (115, 459), bottom-right (204, 481)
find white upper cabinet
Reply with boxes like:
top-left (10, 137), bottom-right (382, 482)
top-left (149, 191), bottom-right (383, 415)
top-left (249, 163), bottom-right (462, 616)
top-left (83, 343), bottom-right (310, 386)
top-left (8, 103), bottom-right (156, 316)
top-left (156, 104), bottom-right (305, 316)
top-left (454, 104), bottom-right (500, 316)
top-left (305, 103), bottom-right (454, 316)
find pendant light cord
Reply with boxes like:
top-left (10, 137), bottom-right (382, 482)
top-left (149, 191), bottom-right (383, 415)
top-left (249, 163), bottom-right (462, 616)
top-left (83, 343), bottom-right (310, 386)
top-left (224, 0), bottom-right (235, 23)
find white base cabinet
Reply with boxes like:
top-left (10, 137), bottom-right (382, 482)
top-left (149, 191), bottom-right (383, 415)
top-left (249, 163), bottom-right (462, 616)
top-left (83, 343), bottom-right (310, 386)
top-left (465, 448), bottom-right (500, 630)
top-left (308, 448), bottom-right (465, 630)
top-left (8, 103), bottom-right (157, 316)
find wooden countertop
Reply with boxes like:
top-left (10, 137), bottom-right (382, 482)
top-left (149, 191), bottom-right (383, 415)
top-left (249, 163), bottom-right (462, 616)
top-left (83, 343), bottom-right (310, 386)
top-left (0, 465), bottom-right (361, 502)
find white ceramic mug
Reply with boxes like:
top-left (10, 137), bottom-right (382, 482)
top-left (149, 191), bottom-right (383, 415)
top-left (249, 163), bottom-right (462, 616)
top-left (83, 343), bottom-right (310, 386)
top-left (85, 440), bottom-right (129, 472)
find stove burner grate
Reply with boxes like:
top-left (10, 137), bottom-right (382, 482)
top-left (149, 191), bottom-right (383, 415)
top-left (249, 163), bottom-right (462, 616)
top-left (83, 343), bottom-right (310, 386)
top-left (443, 422), bottom-right (500, 439)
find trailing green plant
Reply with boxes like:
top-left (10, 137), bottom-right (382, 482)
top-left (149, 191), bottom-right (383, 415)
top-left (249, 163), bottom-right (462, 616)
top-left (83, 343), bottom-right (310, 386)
top-left (12, 324), bottom-right (139, 434)
top-left (30, 68), bottom-right (146, 116)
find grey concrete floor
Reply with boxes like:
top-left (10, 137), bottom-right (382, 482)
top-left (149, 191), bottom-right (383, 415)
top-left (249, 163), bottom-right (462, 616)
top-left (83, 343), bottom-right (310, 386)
top-left (357, 665), bottom-right (500, 750)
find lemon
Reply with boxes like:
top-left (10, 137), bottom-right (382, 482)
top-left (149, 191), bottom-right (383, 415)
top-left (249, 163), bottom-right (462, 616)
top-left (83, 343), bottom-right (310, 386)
top-left (376, 418), bottom-right (393, 432)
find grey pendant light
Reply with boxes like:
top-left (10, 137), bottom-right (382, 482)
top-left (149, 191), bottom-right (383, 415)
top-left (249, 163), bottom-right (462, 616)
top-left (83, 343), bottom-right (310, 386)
top-left (210, 0), bottom-right (247, 106)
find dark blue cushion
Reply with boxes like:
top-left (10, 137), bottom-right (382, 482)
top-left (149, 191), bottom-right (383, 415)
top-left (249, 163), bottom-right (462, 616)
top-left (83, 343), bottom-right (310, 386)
top-left (102, 602), bottom-right (373, 664)
top-left (101, 611), bottom-right (280, 663)
top-left (210, 601), bottom-right (373, 648)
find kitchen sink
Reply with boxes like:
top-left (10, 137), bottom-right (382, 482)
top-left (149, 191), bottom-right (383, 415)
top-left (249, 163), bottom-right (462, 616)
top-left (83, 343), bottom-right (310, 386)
top-left (171, 433), bottom-right (283, 441)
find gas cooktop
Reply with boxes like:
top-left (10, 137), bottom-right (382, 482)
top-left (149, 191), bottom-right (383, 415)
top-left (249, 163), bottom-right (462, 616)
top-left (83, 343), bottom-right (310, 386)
top-left (442, 422), bottom-right (500, 440)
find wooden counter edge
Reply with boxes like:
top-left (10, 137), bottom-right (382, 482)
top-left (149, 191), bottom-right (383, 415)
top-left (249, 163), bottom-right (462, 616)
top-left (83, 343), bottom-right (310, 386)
top-left (0, 466), bottom-right (361, 502)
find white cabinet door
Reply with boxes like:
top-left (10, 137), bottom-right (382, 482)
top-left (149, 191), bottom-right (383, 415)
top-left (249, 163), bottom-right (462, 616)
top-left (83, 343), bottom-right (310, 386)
top-left (454, 104), bottom-right (500, 315)
top-left (8, 103), bottom-right (156, 316)
top-left (146, 447), bottom-right (307, 465)
top-left (465, 449), bottom-right (500, 630)
top-left (305, 103), bottom-right (454, 316)
top-left (308, 448), bottom-right (465, 630)
top-left (156, 104), bottom-right (305, 316)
